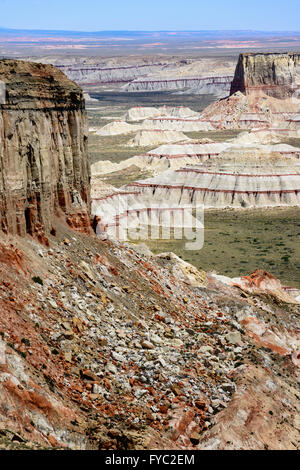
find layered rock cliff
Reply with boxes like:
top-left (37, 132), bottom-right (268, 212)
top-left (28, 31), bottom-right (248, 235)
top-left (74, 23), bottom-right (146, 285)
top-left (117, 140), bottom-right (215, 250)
top-left (29, 55), bottom-right (235, 97)
top-left (0, 59), bottom-right (91, 244)
top-left (123, 76), bottom-right (233, 97)
top-left (57, 61), bottom-right (173, 85)
top-left (230, 52), bottom-right (300, 98)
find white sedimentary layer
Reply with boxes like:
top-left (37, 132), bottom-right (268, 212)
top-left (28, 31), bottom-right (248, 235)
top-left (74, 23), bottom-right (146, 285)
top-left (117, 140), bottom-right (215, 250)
top-left (140, 117), bottom-right (214, 132)
top-left (91, 149), bottom-right (300, 237)
top-left (126, 130), bottom-right (189, 147)
top-left (148, 141), bottom-right (231, 156)
top-left (123, 76), bottom-right (233, 98)
top-left (123, 107), bottom-right (165, 122)
top-left (93, 121), bottom-right (141, 136)
top-left (91, 141), bottom-right (229, 177)
top-left (94, 106), bottom-right (204, 136)
top-left (94, 105), bottom-right (211, 136)
top-left (58, 62), bottom-right (174, 85)
top-left (125, 150), bottom-right (300, 209)
top-left (161, 107), bottom-right (201, 119)
top-left (123, 106), bottom-right (200, 122)
top-left (91, 132), bottom-right (300, 178)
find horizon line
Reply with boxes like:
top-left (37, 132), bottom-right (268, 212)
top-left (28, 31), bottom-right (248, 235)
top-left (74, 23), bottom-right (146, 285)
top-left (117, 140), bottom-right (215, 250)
top-left (1, 27), bottom-right (300, 34)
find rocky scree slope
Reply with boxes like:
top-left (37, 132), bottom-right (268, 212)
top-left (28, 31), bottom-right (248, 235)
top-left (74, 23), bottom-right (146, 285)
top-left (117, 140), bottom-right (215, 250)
top-left (0, 59), bottom-right (91, 246)
top-left (0, 226), bottom-right (299, 450)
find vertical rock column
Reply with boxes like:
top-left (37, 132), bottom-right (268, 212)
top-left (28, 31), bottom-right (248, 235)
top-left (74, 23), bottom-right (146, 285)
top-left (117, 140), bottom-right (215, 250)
top-left (230, 52), bottom-right (300, 98)
top-left (0, 59), bottom-right (91, 244)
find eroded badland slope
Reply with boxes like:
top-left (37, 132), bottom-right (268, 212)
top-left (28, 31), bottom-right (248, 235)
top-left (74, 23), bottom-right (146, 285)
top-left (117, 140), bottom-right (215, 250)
top-left (0, 223), bottom-right (299, 450)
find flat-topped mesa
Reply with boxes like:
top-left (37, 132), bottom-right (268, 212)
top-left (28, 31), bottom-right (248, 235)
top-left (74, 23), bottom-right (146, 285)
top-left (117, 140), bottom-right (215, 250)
top-left (230, 53), bottom-right (300, 98)
top-left (117, 148), bottom-right (300, 211)
top-left (0, 59), bottom-right (91, 244)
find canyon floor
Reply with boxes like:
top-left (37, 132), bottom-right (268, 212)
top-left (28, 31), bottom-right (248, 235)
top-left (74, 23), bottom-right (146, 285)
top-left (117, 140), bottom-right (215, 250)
top-left (86, 96), bottom-right (300, 289)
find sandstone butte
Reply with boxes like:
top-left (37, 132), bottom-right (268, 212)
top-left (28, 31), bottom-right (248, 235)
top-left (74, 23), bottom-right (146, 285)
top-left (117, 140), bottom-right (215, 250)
top-left (0, 59), bottom-right (91, 246)
top-left (198, 52), bottom-right (300, 133)
top-left (230, 52), bottom-right (300, 98)
top-left (0, 58), bottom-right (299, 451)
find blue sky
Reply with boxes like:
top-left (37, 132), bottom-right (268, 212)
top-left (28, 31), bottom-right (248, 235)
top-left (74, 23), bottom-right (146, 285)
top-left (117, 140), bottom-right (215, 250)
top-left (0, 0), bottom-right (299, 31)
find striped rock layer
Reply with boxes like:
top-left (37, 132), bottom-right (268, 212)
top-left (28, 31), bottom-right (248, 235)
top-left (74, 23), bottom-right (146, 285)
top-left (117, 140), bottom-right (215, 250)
top-left (92, 149), bottom-right (300, 234)
top-left (126, 150), bottom-right (300, 209)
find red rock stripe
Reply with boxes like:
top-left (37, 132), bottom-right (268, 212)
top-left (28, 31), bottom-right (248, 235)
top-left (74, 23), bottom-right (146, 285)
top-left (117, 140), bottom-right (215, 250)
top-left (176, 169), bottom-right (300, 177)
top-left (93, 191), bottom-right (140, 201)
top-left (128, 76), bottom-right (233, 84)
top-left (128, 182), bottom-right (300, 194)
top-left (137, 153), bottom-right (219, 159)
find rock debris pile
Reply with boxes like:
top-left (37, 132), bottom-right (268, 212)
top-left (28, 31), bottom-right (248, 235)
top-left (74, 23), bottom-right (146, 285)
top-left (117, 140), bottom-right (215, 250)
top-left (0, 226), bottom-right (299, 450)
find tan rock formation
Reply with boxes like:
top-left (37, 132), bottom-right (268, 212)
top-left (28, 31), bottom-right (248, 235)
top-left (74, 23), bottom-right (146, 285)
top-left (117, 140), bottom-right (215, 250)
top-left (126, 129), bottom-right (188, 147)
top-left (0, 59), bottom-right (91, 244)
top-left (230, 52), bottom-right (300, 98)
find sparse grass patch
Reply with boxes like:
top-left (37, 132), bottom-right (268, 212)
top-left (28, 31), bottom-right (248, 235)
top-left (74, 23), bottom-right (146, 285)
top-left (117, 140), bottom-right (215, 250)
top-left (142, 206), bottom-right (300, 288)
top-left (88, 132), bottom-right (154, 165)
